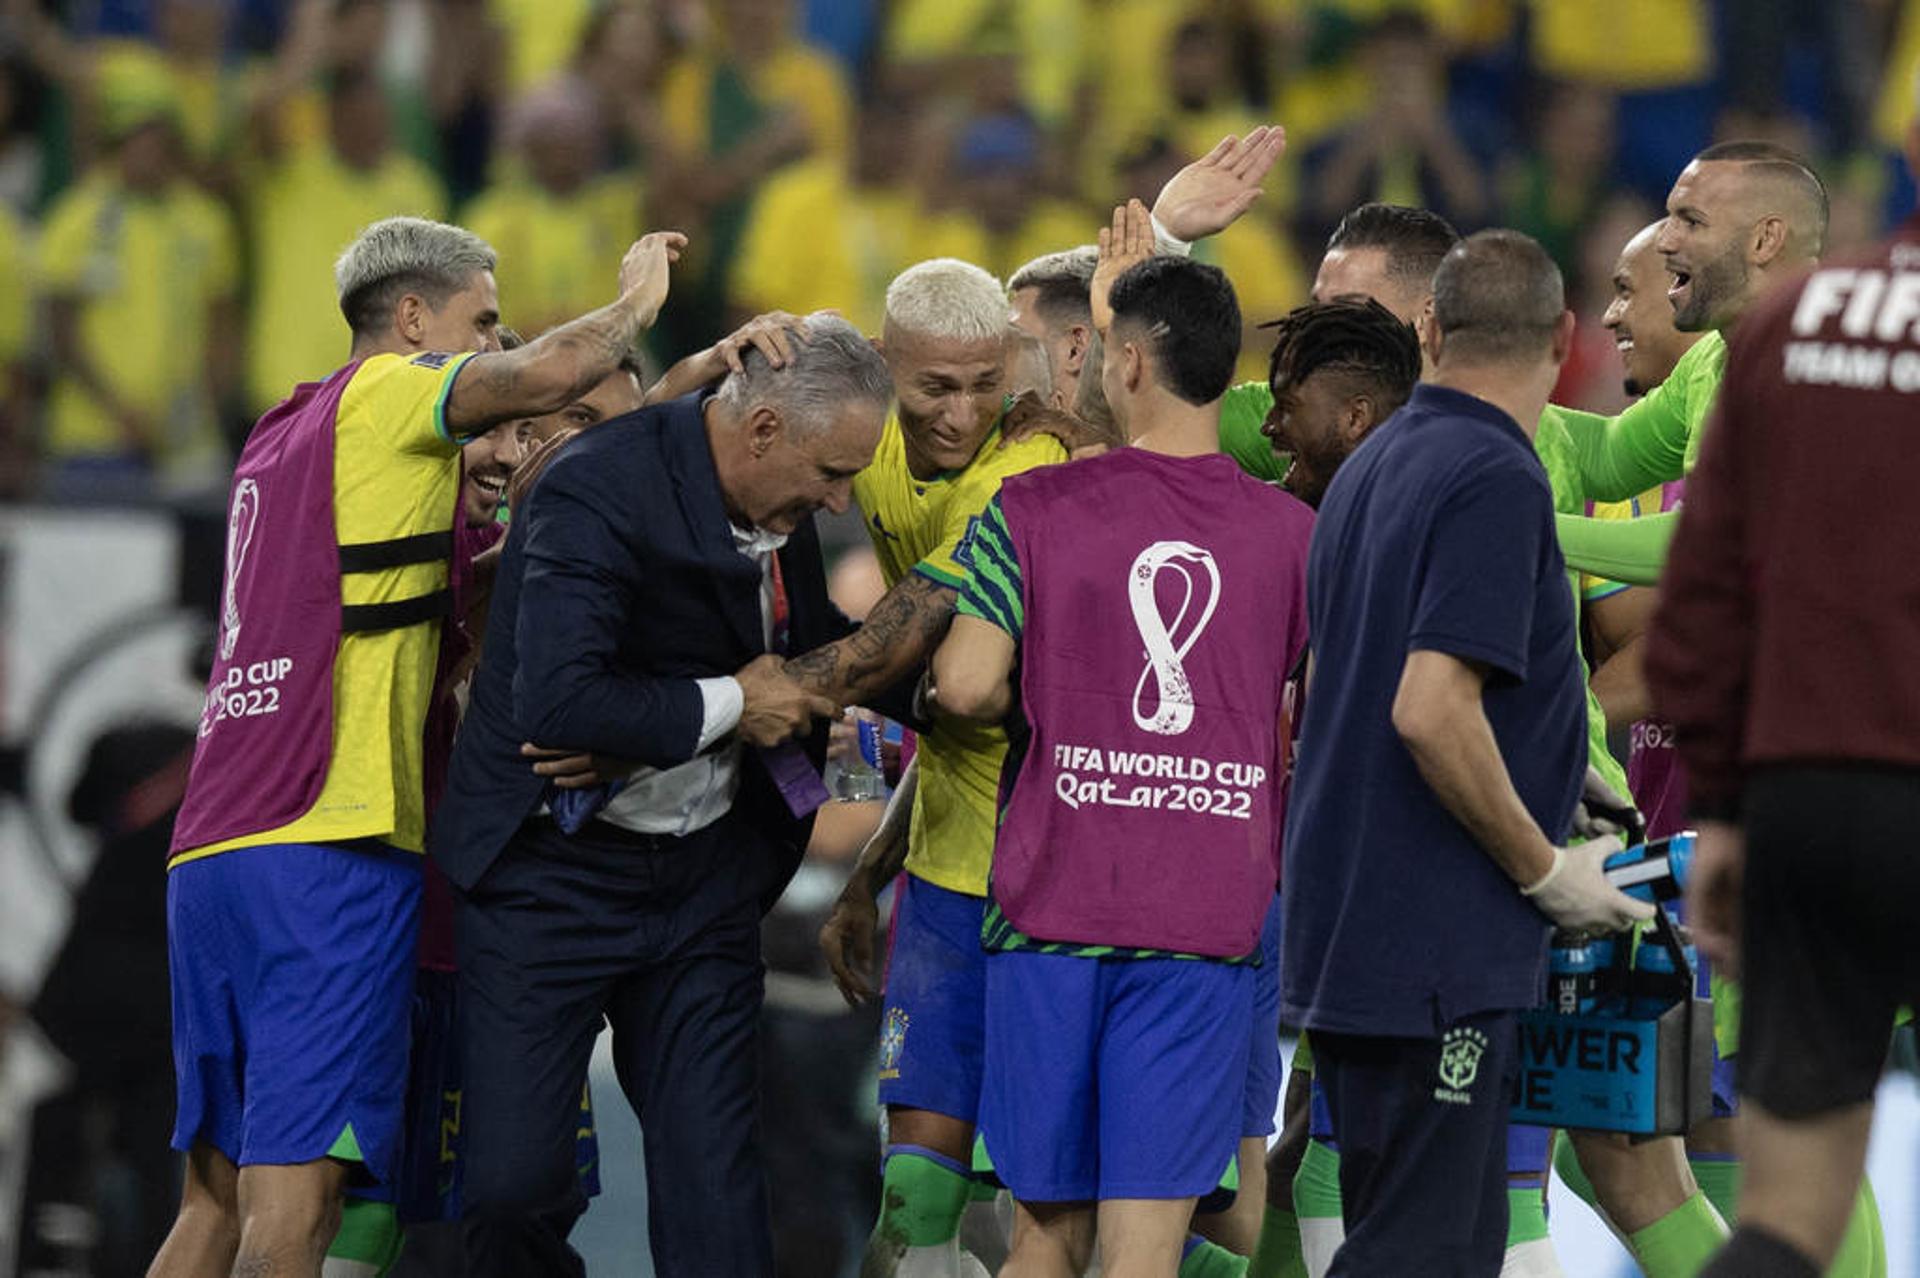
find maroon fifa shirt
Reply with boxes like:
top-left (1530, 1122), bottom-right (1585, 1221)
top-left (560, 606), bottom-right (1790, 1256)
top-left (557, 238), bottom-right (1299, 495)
top-left (1648, 213), bottom-right (1920, 812)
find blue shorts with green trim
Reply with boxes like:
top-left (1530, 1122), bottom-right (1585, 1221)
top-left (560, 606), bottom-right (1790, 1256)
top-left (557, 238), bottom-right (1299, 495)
top-left (1245, 894), bottom-right (1283, 1137)
top-left (168, 841), bottom-right (421, 1190)
top-left (981, 948), bottom-right (1252, 1201)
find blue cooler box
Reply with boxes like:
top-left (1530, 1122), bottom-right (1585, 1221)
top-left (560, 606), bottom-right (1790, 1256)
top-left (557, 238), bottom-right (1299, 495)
top-left (1510, 908), bottom-right (1715, 1135)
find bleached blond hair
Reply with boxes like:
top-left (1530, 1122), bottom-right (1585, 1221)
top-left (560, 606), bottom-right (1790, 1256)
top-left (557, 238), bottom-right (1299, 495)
top-left (883, 258), bottom-right (1008, 343)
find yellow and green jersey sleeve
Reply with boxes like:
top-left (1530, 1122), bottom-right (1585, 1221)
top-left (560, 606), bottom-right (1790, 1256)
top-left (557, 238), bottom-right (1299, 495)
top-left (955, 495), bottom-right (1024, 642)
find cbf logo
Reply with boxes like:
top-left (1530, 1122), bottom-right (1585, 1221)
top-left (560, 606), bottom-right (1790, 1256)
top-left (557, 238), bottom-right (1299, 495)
top-left (1128, 541), bottom-right (1222, 736)
top-left (1434, 1026), bottom-right (1489, 1105)
top-left (879, 1008), bottom-right (909, 1080)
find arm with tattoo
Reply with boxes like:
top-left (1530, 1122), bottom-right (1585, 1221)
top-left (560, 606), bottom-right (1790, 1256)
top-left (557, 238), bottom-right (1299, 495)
top-left (445, 232), bottom-right (686, 435)
top-left (783, 573), bottom-right (957, 706)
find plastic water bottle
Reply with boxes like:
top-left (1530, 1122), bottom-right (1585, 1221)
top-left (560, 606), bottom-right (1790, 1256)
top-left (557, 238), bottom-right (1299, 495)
top-left (1603, 831), bottom-right (1696, 903)
top-left (1628, 935), bottom-right (1697, 1017)
top-left (1549, 940), bottom-right (1601, 1015)
top-left (834, 712), bottom-right (888, 802)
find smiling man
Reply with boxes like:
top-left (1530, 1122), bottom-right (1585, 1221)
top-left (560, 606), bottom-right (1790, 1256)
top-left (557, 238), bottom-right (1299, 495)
top-left (807, 257), bottom-right (1069, 1278)
top-left (154, 217), bottom-right (688, 1278)
top-left (1258, 296), bottom-right (1422, 509)
top-left (1546, 142), bottom-right (1826, 585)
top-left (1604, 222), bottom-right (1705, 399)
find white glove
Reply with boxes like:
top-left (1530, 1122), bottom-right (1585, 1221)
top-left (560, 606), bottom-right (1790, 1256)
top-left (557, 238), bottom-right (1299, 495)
top-left (1520, 836), bottom-right (1656, 932)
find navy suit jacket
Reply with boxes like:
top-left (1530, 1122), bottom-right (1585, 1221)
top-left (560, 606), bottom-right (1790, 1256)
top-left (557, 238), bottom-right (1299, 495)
top-left (431, 392), bottom-right (854, 893)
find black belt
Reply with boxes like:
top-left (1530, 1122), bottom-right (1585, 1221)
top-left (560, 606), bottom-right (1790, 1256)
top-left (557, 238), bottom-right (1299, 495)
top-left (341, 588), bottom-right (453, 633)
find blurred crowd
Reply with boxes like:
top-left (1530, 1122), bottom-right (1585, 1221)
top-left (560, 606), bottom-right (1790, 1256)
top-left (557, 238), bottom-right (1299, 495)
top-left (0, 0), bottom-right (1918, 506)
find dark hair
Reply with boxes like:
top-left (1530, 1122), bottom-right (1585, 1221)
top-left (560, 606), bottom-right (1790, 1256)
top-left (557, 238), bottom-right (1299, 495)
top-left (1008, 247), bottom-right (1097, 328)
top-left (1325, 203), bottom-right (1461, 293)
top-left (1107, 256), bottom-right (1241, 405)
top-left (1692, 140), bottom-right (1829, 254)
top-left (1263, 297), bottom-right (1420, 415)
top-left (1430, 229), bottom-right (1565, 365)
top-left (495, 326), bottom-right (524, 351)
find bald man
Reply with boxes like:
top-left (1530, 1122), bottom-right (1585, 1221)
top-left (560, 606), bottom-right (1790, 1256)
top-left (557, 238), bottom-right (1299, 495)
top-left (1547, 142), bottom-right (1829, 585)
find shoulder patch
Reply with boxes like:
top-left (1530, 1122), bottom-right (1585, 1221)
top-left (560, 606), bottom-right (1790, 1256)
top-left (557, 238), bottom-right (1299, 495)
top-left (410, 351), bottom-right (456, 369)
top-left (953, 513), bottom-right (983, 567)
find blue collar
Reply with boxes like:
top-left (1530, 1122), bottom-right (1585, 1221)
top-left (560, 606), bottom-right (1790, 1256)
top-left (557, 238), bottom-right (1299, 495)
top-left (1406, 383), bottom-right (1529, 445)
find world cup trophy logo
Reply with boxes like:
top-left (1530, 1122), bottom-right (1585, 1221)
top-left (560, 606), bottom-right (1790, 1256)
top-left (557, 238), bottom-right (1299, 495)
top-left (219, 478), bottom-right (261, 662)
top-left (1128, 540), bottom-right (1221, 736)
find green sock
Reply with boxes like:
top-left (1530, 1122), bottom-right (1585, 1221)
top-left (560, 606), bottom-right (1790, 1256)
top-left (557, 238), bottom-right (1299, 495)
top-left (1826, 1176), bottom-right (1885, 1278)
top-left (1181, 1235), bottom-right (1251, 1278)
top-left (1507, 1185), bottom-right (1550, 1246)
top-left (1248, 1204), bottom-right (1308, 1278)
top-left (1627, 1190), bottom-right (1728, 1278)
top-left (324, 1198), bottom-right (402, 1275)
top-left (1291, 1138), bottom-right (1343, 1219)
top-left (867, 1146), bottom-right (972, 1265)
top-left (1688, 1154), bottom-right (1743, 1226)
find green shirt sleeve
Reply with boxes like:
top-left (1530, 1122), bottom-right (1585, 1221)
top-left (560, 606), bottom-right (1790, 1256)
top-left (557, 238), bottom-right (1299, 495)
top-left (1555, 509), bottom-right (1678, 586)
top-left (1217, 381), bottom-right (1287, 483)
top-left (1542, 390), bottom-right (1688, 504)
top-left (955, 495), bottom-right (1025, 642)
top-left (1541, 333), bottom-right (1725, 503)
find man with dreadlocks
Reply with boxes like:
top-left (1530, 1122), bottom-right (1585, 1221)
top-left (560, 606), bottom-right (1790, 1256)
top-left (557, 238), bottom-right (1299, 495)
top-left (1257, 296), bottom-right (1423, 508)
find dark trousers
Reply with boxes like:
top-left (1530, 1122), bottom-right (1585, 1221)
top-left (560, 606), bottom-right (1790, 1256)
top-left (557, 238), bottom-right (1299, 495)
top-left (1740, 763), bottom-right (1920, 1116)
top-left (1314, 1009), bottom-right (1517, 1278)
top-left (455, 814), bottom-right (779, 1278)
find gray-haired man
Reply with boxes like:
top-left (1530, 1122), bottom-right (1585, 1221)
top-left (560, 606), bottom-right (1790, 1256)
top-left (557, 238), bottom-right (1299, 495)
top-left (152, 217), bottom-right (687, 1278)
top-left (433, 313), bottom-right (887, 1277)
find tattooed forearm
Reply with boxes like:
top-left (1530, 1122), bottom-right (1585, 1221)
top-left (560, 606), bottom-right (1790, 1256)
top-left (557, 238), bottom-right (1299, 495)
top-left (784, 575), bottom-right (956, 705)
top-left (450, 296), bottom-right (649, 434)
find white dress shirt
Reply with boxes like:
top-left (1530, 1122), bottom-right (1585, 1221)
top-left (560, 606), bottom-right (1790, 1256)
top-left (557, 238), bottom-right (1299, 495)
top-left (599, 524), bottom-right (787, 836)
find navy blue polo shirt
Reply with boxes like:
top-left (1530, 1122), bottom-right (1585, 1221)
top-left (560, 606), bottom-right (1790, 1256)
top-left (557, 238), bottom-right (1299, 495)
top-left (1279, 384), bottom-right (1585, 1038)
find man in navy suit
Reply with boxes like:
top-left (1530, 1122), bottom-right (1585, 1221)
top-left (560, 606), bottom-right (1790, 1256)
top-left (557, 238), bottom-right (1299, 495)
top-left (431, 313), bottom-right (893, 1277)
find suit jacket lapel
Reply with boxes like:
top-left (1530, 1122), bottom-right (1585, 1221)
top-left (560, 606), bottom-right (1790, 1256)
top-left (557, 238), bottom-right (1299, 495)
top-left (663, 395), bottom-right (765, 654)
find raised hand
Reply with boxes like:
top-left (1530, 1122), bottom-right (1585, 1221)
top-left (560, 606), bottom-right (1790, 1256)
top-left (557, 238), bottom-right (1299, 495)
top-left (1149, 125), bottom-right (1288, 242)
top-left (1091, 199), bottom-right (1157, 336)
top-left (617, 230), bottom-right (690, 327)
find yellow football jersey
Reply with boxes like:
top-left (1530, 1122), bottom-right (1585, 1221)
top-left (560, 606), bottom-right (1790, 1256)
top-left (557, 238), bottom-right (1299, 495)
top-left (180, 352), bottom-right (473, 863)
top-left (852, 413), bottom-right (1066, 896)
